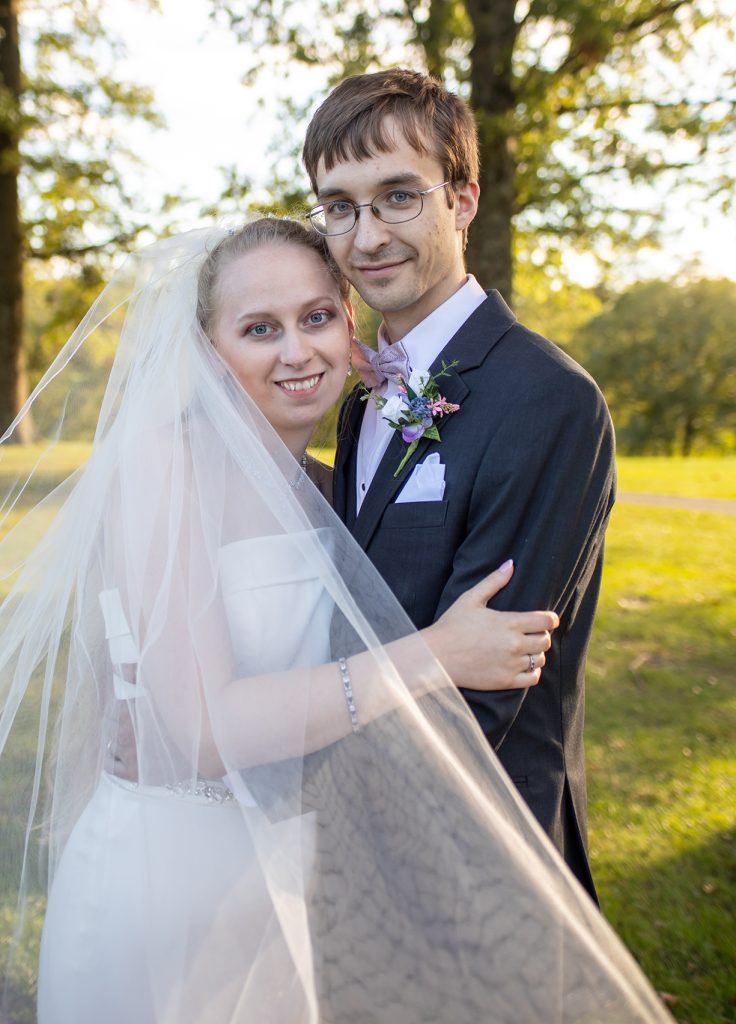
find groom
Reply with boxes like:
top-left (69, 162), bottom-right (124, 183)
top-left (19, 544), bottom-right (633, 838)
top-left (303, 69), bottom-right (615, 901)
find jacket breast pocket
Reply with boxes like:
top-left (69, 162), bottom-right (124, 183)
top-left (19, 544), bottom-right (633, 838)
top-left (381, 500), bottom-right (449, 529)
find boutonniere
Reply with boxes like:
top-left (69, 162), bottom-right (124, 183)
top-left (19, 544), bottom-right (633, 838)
top-left (360, 361), bottom-right (460, 476)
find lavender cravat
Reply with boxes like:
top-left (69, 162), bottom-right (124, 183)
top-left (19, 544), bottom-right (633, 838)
top-left (352, 338), bottom-right (411, 388)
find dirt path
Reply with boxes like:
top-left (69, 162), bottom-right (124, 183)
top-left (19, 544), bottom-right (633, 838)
top-left (618, 491), bottom-right (736, 514)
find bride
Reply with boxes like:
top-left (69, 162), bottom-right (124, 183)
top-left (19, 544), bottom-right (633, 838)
top-left (0, 219), bottom-right (671, 1023)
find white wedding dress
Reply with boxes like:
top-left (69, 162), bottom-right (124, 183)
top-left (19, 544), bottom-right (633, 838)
top-left (37, 532), bottom-right (333, 1024)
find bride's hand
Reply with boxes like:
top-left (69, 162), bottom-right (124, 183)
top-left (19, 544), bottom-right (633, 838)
top-left (423, 561), bottom-right (559, 691)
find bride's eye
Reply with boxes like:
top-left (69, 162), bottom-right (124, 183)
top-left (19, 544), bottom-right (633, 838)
top-left (306, 310), bottom-right (332, 326)
top-left (246, 322), bottom-right (273, 338)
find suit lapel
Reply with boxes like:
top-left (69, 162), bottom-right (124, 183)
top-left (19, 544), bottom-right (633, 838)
top-left (349, 291), bottom-right (517, 552)
top-left (430, 289), bottom-right (516, 374)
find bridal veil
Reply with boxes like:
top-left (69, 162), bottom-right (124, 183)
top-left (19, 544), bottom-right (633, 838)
top-left (0, 227), bottom-right (671, 1022)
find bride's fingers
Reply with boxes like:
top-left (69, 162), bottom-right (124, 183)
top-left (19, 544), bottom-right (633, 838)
top-left (459, 569), bottom-right (560, 638)
top-left (518, 610), bottom-right (559, 633)
top-left (523, 630), bottom-right (553, 654)
top-left (520, 650), bottom-right (546, 674)
top-left (514, 663), bottom-right (542, 687)
top-left (462, 560), bottom-right (515, 605)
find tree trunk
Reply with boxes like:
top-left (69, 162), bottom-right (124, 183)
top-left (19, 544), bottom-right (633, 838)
top-left (464, 0), bottom-right (518, 303)
top-left (420, 0), bottom-right (455, 79)
top-left (0, 0), bottom-right (29, 441)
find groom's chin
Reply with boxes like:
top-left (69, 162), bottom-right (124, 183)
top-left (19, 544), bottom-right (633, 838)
top-left (349, 277), bottom-right (414, 312)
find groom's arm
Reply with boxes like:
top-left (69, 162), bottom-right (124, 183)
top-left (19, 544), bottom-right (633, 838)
top-left (435, 369), bottom-right (615, 749)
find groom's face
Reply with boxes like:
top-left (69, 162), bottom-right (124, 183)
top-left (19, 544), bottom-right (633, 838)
top-left (314, 119), bottom-right (478, 338)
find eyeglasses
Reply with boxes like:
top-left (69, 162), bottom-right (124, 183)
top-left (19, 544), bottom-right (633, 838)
top-left (305, 182), bottom-right (451, 237)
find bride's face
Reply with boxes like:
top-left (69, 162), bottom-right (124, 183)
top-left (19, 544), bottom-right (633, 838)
top-left (212, 242), bottom-right (352, 450)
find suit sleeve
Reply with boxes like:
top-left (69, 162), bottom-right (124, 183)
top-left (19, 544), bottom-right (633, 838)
top-left (435, 369), bottom-right (616, 749)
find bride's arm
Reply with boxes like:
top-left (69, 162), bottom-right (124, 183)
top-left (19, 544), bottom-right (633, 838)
top-left (106, 439), bottom-right (556, 778)
top-left (112, 530), bottom-right (555, 778)
top-left (207, 563), bottom-right (557, 774)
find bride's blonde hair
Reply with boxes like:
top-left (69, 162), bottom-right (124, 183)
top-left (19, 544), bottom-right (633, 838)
top-left (196, 217), bottom-right (350, 336)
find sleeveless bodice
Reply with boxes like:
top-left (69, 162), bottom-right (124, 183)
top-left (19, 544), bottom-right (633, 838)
top-left (217, 529), bottom-right (335, 675)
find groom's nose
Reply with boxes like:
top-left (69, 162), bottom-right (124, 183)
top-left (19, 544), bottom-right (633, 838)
top-left (352, 207), bottom-right (392, 253)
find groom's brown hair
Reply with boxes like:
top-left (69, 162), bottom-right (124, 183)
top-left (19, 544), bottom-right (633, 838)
top-left (302, 69), bottom-right (479, 195)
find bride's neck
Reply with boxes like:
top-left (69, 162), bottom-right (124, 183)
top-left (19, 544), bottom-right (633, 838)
top-left (277, 426), bottom-right (312, 464)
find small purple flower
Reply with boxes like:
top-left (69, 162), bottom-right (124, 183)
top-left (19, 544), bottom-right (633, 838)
top-left (401, 422), bottom-right (426, 443)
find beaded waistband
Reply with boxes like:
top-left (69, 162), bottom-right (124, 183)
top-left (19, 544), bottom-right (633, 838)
top-left (103, 771), bottom-right (235, 805)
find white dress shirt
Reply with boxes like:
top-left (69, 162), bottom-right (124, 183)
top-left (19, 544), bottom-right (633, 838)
top-left (355, 275), bottom-right (487, 512)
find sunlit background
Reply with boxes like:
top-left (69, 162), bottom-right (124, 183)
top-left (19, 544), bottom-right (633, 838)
top-left (1, 2), bottom-right (735, 1022)
top-left (106, 0), bottom-right (736, 285)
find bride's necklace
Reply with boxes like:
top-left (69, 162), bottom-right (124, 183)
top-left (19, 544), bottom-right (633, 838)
top-left (289, 452), bottom-right (309, 490)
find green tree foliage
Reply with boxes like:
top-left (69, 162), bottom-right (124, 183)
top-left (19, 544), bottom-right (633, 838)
top-left (0, 0), bottom-right (161, 435)
top-left (513, 258), bottom-right (604, 350)
top-left (570, 277), bottom-right (736, 455)
top-left (19, 0), bottom-right (161, 263)
top-left (211, 0), bottom-right (735, 300)
top-left (23, 262), bottom-right (106, 383)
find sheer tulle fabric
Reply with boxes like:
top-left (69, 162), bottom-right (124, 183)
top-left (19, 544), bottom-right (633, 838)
top-left (0, 229), bottom-right (671, 1023)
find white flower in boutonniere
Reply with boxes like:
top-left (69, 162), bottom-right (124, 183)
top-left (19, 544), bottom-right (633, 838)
top-left (360, 360), bottom-right (461, 477)
top-left (380, 395), bottom-right (405, 424)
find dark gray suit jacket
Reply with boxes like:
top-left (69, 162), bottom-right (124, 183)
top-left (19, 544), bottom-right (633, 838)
top-left (332, 290), bottom-right (616, 900)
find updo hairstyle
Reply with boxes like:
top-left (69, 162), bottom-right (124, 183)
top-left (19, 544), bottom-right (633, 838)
top-left (196, 217), bottom-right (350, 337)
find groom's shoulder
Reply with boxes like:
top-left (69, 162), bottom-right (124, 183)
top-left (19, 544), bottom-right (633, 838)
top-left (474, 292), bottom-right (603, 400)
top-left (515, 320), bottom-right (593, 384)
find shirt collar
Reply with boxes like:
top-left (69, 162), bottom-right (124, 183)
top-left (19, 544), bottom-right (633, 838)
top-left (376, 275), bottom-right (487, 371)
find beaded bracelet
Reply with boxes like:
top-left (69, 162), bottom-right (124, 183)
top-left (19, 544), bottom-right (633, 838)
top-left (338, 657), bottom-right (360, 734)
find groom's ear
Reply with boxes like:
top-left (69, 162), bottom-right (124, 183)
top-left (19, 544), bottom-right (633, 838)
top-left (455, 181), bottom-right (480, 232)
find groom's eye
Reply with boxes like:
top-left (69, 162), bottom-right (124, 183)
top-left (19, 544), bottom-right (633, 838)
top-left (386, 190), bottom-right (415, 206)
top-left (326, 200), bottom-right (354, 218)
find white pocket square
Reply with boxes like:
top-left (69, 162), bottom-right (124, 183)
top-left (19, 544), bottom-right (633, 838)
top-left (395, 453), bottom-right (446, 503)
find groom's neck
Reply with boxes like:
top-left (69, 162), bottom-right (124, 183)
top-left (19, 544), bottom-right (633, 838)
top-left (381, 271), bottom-right (469, 343)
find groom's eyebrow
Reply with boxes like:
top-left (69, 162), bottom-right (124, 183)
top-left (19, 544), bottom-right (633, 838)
top-left (317, 172), bottom-right (425, 200)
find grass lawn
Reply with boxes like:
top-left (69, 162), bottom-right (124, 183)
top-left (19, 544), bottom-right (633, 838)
top-left (588, 501), bottom-right (735, 1024)
top-left (616, 456), bottom-right (736, 499)
top-left (0, 447), bottom-right (733, 1021)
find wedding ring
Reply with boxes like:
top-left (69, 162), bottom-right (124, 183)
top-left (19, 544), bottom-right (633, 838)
top-left (527, 654), bottom-right (536, 673)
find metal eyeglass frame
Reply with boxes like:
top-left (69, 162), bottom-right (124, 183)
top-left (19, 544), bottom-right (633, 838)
top-left (305, 181), bottom-right (451, 236)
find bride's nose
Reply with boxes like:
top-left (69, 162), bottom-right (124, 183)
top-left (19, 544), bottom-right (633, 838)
top-left (279, 327), bottom-right (314, 368)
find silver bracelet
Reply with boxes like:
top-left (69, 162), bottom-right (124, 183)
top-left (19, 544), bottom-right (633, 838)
top-left (338, 657), bottom-right (359, 734)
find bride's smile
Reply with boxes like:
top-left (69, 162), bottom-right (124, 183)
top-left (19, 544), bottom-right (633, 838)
top-left (275, 371), bottom-right (324, 395)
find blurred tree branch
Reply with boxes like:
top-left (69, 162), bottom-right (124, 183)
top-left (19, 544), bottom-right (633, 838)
top-left (209, 0), bottom-right (736, 301)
